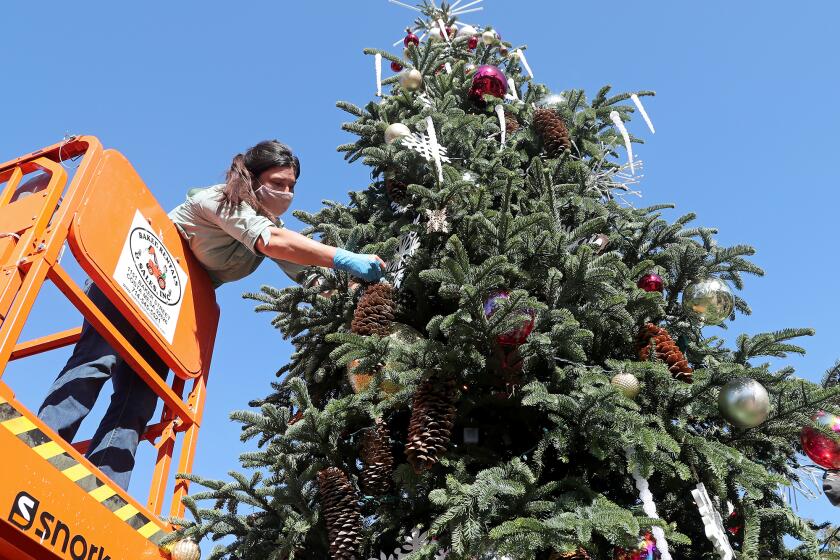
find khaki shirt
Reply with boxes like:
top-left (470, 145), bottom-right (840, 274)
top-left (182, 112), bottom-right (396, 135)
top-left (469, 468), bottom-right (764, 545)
top-left (167, 184), bottom-right (307, 288)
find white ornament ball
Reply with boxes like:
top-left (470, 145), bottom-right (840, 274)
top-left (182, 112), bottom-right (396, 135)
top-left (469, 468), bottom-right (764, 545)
top-left (458, 24), bottom-right (478, 37)
top-left (482, 30), bottom-right (497, 45)
top-left (428, 27), bottom-right (444, 42)
top-left (718, 377), bottom-right (770, 428)
top-left (682, 277), bottom-right (734, 325)
top-left (611, 372), bottom-right (640, 399)
top-left (170, 539), bottom-right (201, 560)
top-left (399, 68), bottom-right (423, 90)
top-left (404, 47), bottom-right (411, 59)
top-left (384, 123), bottom-right (411, 145)
top-left (464, 63), bottom-right (476, 74)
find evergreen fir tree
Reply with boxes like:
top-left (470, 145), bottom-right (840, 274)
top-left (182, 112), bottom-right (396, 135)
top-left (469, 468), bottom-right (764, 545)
top-left (173, 2), bottom-right (840, 558)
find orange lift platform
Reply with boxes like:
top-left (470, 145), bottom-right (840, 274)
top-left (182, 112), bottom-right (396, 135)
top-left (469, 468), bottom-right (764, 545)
top-left (0, 136), bottom-right (220, 559)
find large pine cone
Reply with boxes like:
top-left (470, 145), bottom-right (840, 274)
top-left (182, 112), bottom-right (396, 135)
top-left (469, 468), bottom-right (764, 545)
top-left (505, 112), bottom-right (520, 134)
top-left (405, 376), bottom-right (458, 473)
top-left (385, 176), bottom-right (408, 205)
top-left (533, 108), bottom-right (571, 155)
top-left (360, 418), bottom-right (394, 495)
top-left (317, 467), bottom-right (362, 559)
top-left (637, 323), bottom-right (693, 383)
top-left (351, 283), bottom-right (395, 336)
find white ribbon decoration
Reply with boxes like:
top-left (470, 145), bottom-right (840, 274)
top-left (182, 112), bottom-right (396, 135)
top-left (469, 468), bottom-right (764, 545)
top-left (444, 62), bottom-right (452, 74)
top-left (375, 53), bottom-right (382, 97)
top-left (691, 483), bottom-right (735, 560)
top-left (495, 104), bottom-right (506, 150)
top-left (516, 49), bottom-right (533, 78)
top-left (505, 77), bottom-right (519, 101)
top-left (610, 110), bottom-right (635, 174)
top-left (426, 116), bottom-right (443, 182)
top-left (436, 18), bottom-right (451, 43)
top-left (631, 93), bottom-right (655, 134)
top-left (625, 447), bottom-right (673, 560)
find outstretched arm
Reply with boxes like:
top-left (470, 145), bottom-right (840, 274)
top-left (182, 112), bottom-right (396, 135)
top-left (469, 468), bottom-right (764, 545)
top-left (255, 226), bottom-right (386, 281)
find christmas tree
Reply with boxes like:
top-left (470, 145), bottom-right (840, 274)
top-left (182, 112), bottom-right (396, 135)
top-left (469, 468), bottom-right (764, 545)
top-left (172, 2), bottom-right (840, 558)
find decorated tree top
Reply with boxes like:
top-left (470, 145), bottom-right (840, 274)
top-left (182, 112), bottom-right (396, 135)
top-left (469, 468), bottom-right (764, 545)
top-left (174, 2), bottom-right (840, 559)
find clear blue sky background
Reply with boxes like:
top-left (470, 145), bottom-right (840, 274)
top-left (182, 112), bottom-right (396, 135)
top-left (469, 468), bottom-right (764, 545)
top-left (2, 0), bottom-right (838, 553)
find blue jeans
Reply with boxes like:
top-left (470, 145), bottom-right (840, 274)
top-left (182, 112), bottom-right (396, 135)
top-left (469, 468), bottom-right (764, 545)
top-left (38, 282), bottom-right (168, 489)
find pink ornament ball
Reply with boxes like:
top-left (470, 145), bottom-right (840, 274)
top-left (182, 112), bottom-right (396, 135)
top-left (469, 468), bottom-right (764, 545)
top-left (468, 65), bottom-right (508, 104)
top-left (390, 61), bottom-right (403, 72)
top-left (467, 35), bottom-right (479, 50)
top-left (637, 273), bottom-right (664, 293)
top-left (801, 411), bottom-right (840, 469)
top-left (404, 32), bottom-right (420, 47)
top-left (483, 290), bottom-right (535, 346)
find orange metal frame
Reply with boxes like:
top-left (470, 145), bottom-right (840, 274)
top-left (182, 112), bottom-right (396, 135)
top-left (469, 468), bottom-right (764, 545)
top-left (0, 136), bottom-right (219, 559)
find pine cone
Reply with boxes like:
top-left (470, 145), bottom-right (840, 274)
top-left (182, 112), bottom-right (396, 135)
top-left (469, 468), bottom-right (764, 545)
top-left (637, 323), bottom-right (693, 383)
top-left (317, 467), bottom-right (362, 560)
top-left (360, 418), bottom-right (394, 495)
top-left (351, 283), bottom-right (396, 336)
top-left (505, 112), bottom-right (520, 134)
top-left (405, 376), bottom-right (458, 473)
top-left (533, 108), bottom-right (571, 155)
top-left (385, 176), bottom-right (408, 205)
top-left (396, 287), bottom-right (418, 318)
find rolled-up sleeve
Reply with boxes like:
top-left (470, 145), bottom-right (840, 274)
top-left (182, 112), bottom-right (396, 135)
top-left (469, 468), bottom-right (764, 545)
top-left (198, 199), bottom-right (275, 254)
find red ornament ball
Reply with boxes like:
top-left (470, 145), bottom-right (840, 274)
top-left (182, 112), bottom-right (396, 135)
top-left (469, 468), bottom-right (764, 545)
top-left (404, 32), bottom-right (420, 47)
top-left (390, 61), bottom-right (403, 72)
top-left (637, 273), bottom-right (664, 293)
top-left (801, 411), bottom-right (840, 469)
top-left (467, 35), bottom-right (479, 50)
top-left (468, 65), bottom-right (507, 104)
top-left (483, 290), bottom-right (535, 346)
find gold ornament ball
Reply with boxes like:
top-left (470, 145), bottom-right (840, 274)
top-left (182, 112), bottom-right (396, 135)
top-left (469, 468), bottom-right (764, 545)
top-left (399, 68), bottom-right (423, 90)
top-left (482, 30), bottom-right (497, 45)
top-left (682, 277), bottom-right (734, 325)
top-left (718, 377), bottom-right (770, 428)
top-left (611, 372), bottom-right (640, 399)
top-left (170, 539), bottom-right (201, 560)
top-left (347, 323), bottom-right (423, 394)
top-left (384, 123), bottom-right (411, 145)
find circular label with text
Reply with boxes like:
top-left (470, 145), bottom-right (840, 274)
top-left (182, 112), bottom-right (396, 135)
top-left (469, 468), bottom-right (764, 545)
top-left (128, 227), bottom-right (182, 306)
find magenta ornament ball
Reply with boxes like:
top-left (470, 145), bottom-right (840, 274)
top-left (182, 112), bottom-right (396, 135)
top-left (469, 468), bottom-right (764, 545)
top-left (483, 290), bottom-right (535, 346)
top-left (637, 273), bottom-right (664, 293)
top-left (469, 65), bottom-right (508, 103)
top-left (801, 411), bottom-right (840, 469)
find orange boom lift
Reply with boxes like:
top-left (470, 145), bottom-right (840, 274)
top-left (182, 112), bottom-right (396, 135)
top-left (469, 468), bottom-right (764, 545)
top-left (0, 136), bottom-right (219, 559)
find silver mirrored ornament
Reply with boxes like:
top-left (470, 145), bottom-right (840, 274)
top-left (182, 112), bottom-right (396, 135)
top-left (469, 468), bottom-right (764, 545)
top-left (611, 372), bottom-right (640, 399)
top-left (824, 470), bottom-right (840, 507)
top-left (718, 377), bottom-right (769, 428)
top-left (682, 277), bottom-right (734, 325)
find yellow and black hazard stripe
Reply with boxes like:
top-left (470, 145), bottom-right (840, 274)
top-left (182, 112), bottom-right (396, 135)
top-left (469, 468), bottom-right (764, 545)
top-left (0, 395), bottom-right (167, 546)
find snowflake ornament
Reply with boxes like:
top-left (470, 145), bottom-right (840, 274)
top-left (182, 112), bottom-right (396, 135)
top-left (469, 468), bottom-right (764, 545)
top-left (691, 483), bottom-right (735, 560)
top-left (400, 117), bottom-right (450, 181)
top-left (369, 528), bottom-right (448, 560)
top-left (387, 214), bottom-right (421, 289)
top-left (425, 208), bottom-right (449, 234)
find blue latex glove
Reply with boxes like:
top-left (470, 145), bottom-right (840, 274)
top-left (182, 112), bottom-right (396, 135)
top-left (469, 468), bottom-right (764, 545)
top-left (333, 248), bottom-right (386, 282)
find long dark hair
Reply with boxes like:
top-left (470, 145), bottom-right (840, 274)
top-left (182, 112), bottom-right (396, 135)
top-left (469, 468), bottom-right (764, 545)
top-left (218, 140), bottom-right (301, 218)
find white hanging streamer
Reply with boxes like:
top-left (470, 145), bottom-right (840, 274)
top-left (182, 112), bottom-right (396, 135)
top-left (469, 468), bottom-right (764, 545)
top-left (495, 104), bottom-right (506, 150)
top-left (444, 62), bottom-right (452, 74)
top-left (436, 18), bottom-right (451, 43)
top-left (625, 447), bottom-right (673, 560)
top-left (425, 116), bottom-right (443, 181)
top-left (610, 110), bottom-right (635, 174)
top-left (691, 483), bottom-right (735, 560)
top-left (375, 53), bottom-right (382, 97)
top-left (631, 93), bottom-right (655, 134)
top-left (505, 77), bottom-right (519, 101)
top-left (516, 49), bottom-right (533, 79)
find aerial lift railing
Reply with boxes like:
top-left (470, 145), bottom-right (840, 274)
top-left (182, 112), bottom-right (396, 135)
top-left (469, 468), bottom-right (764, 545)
top-left (0, 136), bottom-right (219, 551)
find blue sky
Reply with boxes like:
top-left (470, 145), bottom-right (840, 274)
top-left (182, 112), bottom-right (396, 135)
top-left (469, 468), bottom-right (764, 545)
top-left (2, 0), bottom-right (838, 552)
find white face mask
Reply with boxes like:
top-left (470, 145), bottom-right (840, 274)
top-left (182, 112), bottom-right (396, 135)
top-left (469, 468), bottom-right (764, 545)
top-left (255, 184), bottom-right (294, 216)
